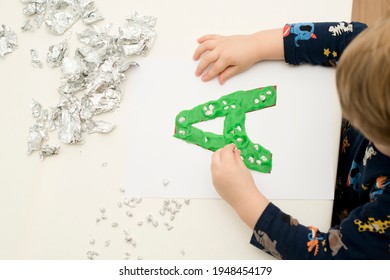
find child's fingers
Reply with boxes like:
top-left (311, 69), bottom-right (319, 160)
top-left (218, 65), bottom-right (240, 84)
top-left (211, 148), bottom-right (222, 165)
top-left (233, 148), bottom-right (246, 167)
top-left (201, 59), bottom-right (227, 82)
top-left (220, 143), bottom-right (236, 162)
top-left (193, 40), bottom-right (217, 61)
top-left (195, 51), bottom-right (219, 77)
top-left (197, 34), bottom-right (221, 43)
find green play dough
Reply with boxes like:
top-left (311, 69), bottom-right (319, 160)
top-left (174, 86), bottom-right (276, 173)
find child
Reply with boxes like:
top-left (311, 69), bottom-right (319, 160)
top-left (193, 17), bottom-right (390, 259)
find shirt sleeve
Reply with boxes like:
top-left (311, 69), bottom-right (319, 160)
top-left (283, 21), bottom-right (368, 66)
top-left (250, 199), bottom-right (390, 259)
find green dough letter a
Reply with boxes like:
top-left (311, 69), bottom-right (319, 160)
top-left (174, 86), bottom-right (276, 173)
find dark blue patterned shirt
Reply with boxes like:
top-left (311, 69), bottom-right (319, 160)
top-left (250, 22), bottom-right (390, 259)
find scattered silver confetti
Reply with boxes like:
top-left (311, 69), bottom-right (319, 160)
top-left (89, 238), bottom-right (95, 245)
top-left (0, 24), bottom-right (17, 57)
top-left (104, 240), bottom-right (110, 247)
top-left (123, 197), bottom-right (142, 208)
top-left (112, 222), bottom-right (119, 228)
top-left (21, 0), bottom-right (103, 35)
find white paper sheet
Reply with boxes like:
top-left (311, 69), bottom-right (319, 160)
top-left (125, 58), bottom-right (338, 199)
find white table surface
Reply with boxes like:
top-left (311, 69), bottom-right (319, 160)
top-left (0, 0), bottom-right (351, 260)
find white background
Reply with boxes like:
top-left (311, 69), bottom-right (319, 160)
top-left (0, 0), bottom-right (351, 260)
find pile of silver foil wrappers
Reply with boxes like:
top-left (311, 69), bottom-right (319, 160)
top-left (19, 1), bottom-right (157, 159)
top-left (21, 0), bottom-right (104, 34)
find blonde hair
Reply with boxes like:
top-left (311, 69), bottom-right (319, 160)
top-left (336, 16), bottom-right (390, 145)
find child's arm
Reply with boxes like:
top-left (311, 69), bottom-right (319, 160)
top-left (212, 144), bottom-right (390, 260)
top-left (211, 144), bottom-right (269, 228)
top-left (194, 22), bottom-right (368, 84)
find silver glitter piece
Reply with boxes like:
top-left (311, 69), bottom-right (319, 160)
top-left (119, 187), bottom-right (125, 193)
top-left (0, 24), bottom-right (17, 57)
top-left (184, 199), bottom-right (190, 205)
top-left (21, 20), bottom-right (34, 32)
top-left (27, 124), bottom-right (47, 155)
top-left (44, 1), bottom-right (80, 35)
top-left (86, 250), bottom-right (99, 260)
top-left (99, 208), bottom-right (105, 213)
top-left (146, 215), bottom-right (153, 223)
top-left (137, 221), bottom-right (143, 226)
top-left (82, 1), bottom-right (104, 25)
top-left (117, 201), bottom-right (122, 208)
top-left (104, 240), bottom-right (110, 247)
top-left (86, 120), bottom-right (115, 134)
top-left (119, 11), bottom-right (157, 56)
top-left (89, 238), bottom-right (95, 245)
top-left (126, 210), bottom-right (133, 217)
top-left (30, 49), bottom-right (43, 68)
top-left (47, 39), bottom-right (68, 67)
top-left (164, 222), bottom-right (174, 231)
top-left (162, 178), bottom-right (169, 187)
top-left (124, 234), bottom-right (136, 247)
top-left (39, 144), bottom-right (60, 159)
top-left (31, 100), bottom-right (42, 118)
top-left (181, 249), bottom-right (185, 256)
top-left (112, 222), bottom-right (118, 228)
top-left (102, 162), bottom-right (107, 167)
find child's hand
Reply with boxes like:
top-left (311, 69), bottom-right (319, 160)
top-left (193, 34), bottom-right (262, 84)
top-left (211, 144), bottom-right (269, 228)
top-left (211, 144), bottom-right (256, 207)
top-left (193, 29), bottom-right (283, 84)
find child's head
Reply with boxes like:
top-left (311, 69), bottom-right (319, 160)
top-left (336, 15), bottom-right (390, 147)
